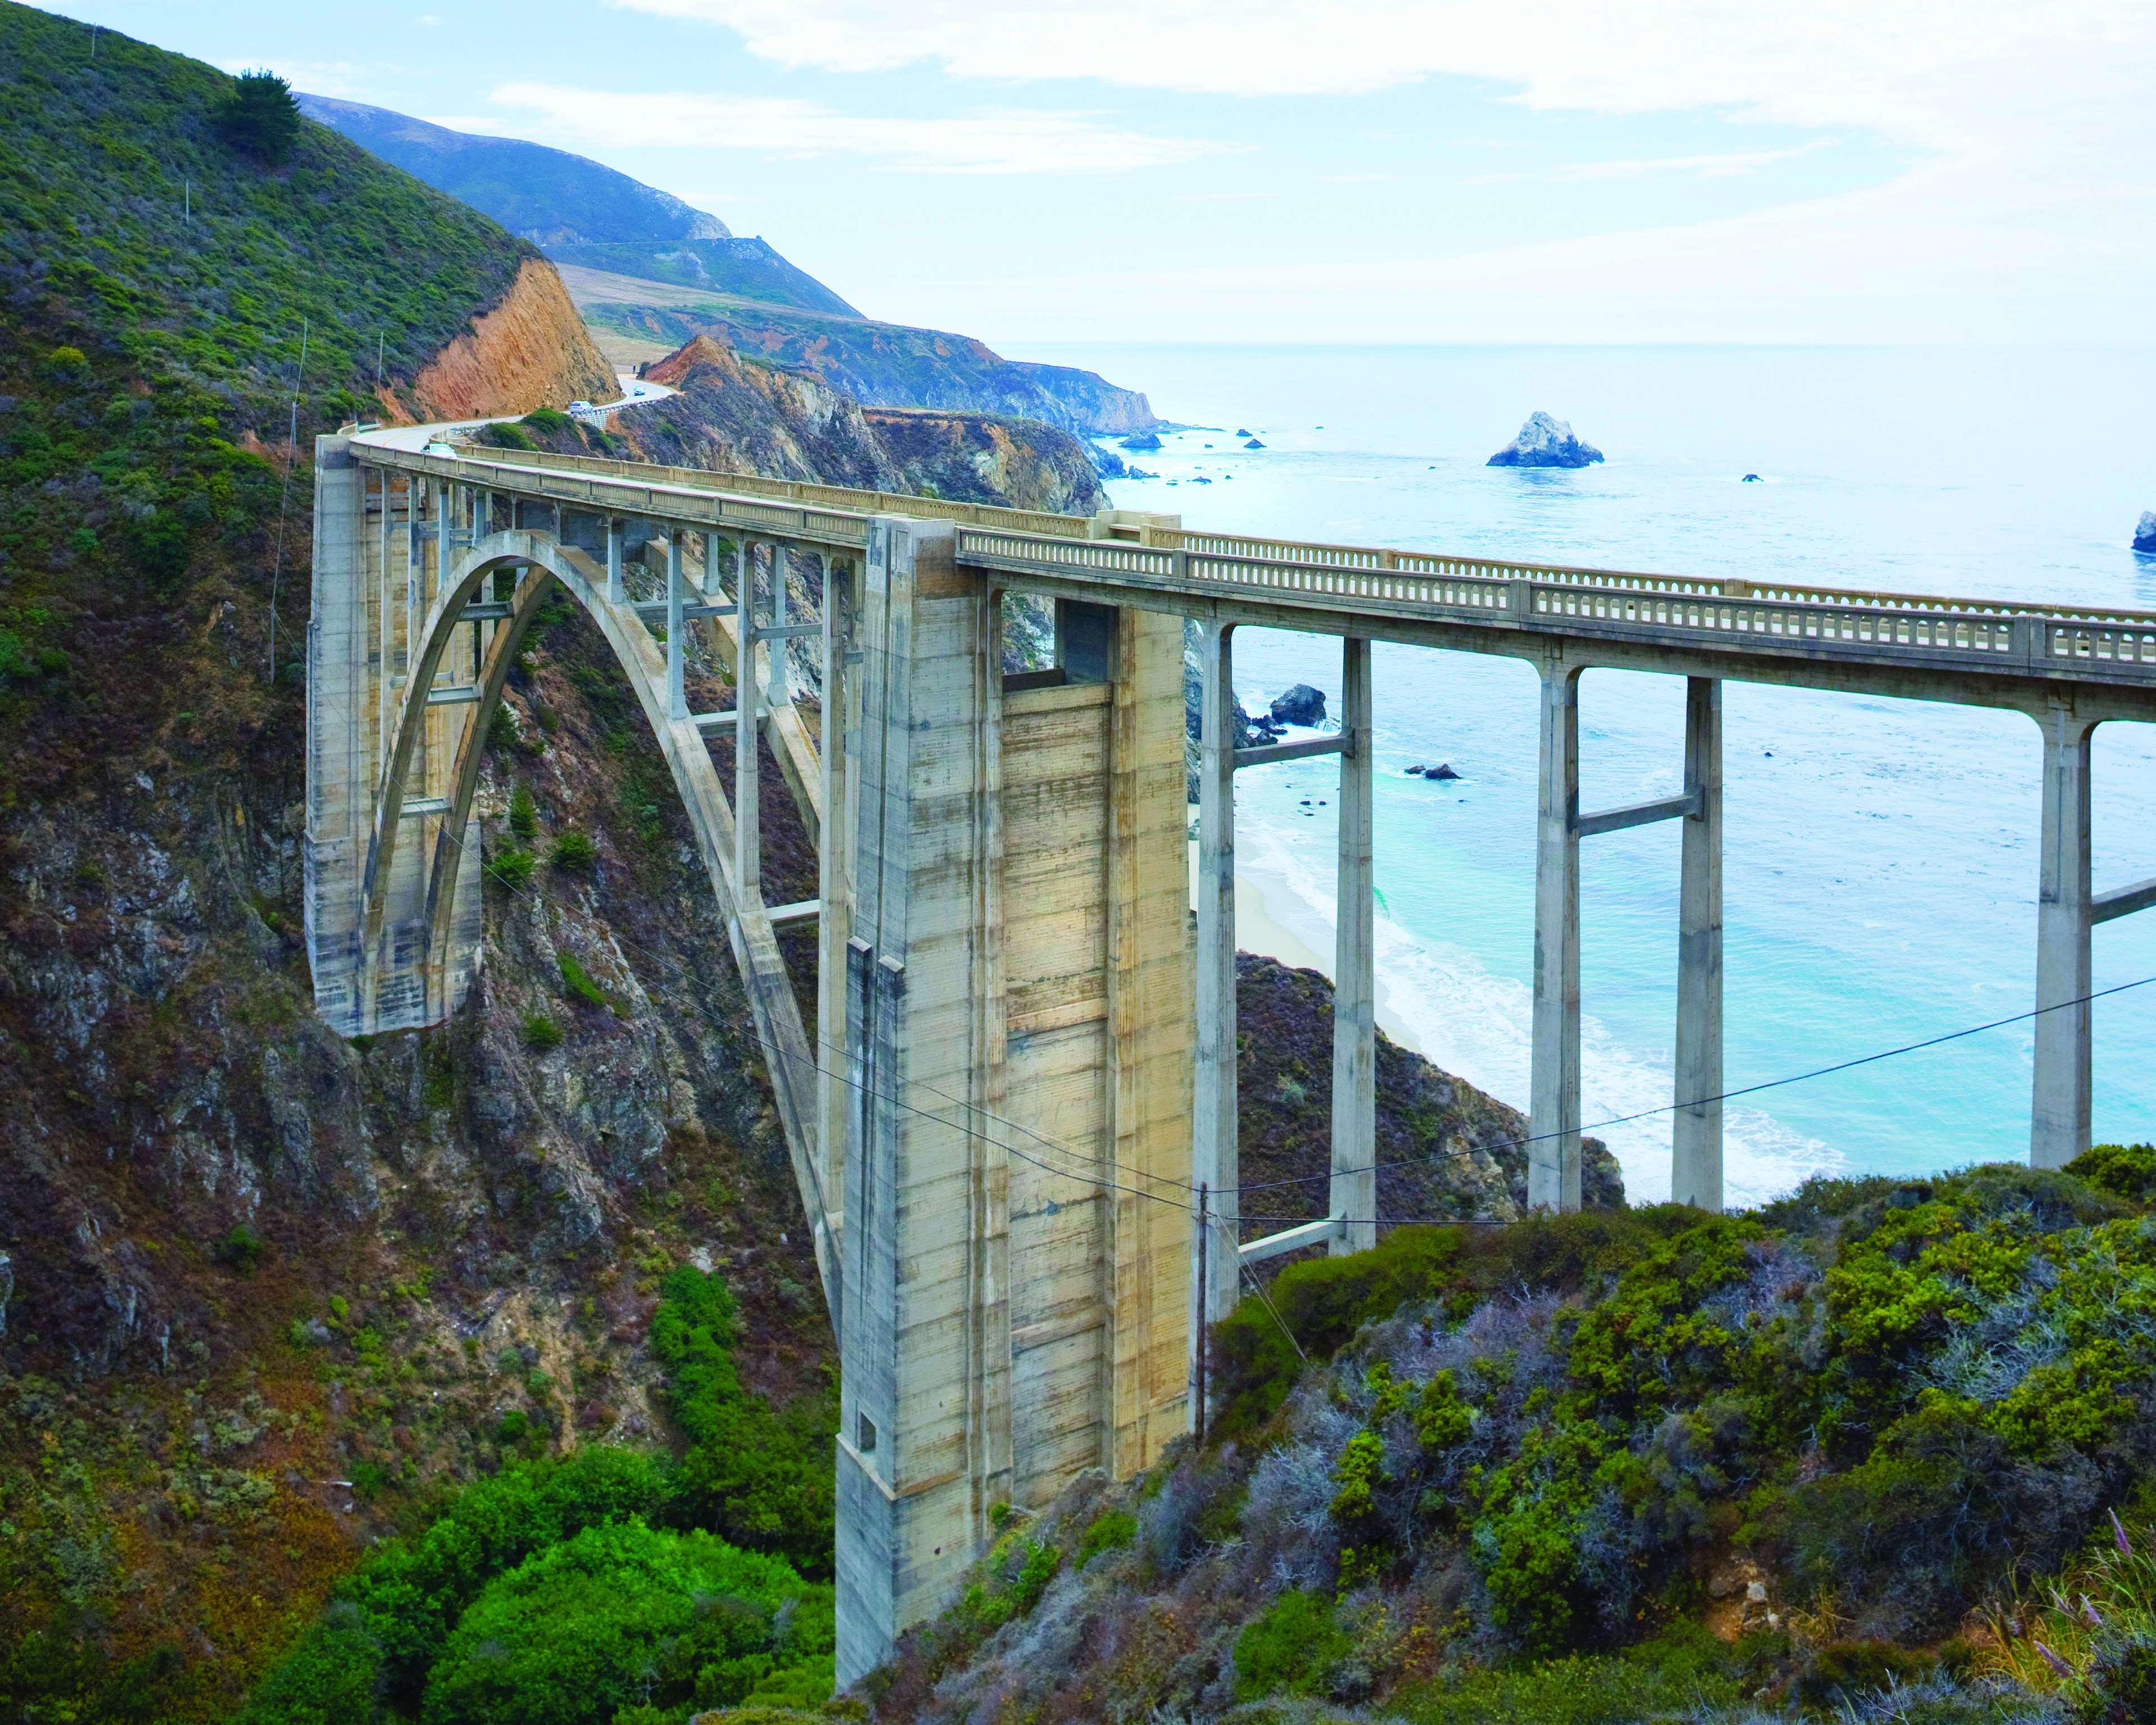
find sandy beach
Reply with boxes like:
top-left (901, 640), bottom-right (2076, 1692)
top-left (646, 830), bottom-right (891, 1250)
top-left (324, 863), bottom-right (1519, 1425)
top-left (1187, 823), bottom-right (1436, 1063)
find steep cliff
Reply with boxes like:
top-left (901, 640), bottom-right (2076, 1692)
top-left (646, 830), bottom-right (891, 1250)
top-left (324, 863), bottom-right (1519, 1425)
top-left (0, 16), bottom-right (820, 1717)
top-left (404, 257), bottom-right (616, 421)
top-left (514, 333), bottom-right (1107, 515)
top-left (568, 264), bottom-right (1157, 436)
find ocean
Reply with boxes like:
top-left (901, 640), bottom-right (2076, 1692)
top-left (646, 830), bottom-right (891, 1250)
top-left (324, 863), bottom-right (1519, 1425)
top-left (1026, 343), bottom-right (2156, 1206)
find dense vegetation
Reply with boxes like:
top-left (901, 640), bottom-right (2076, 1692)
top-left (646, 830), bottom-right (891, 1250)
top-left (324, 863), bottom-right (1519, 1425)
top-left (871, 1146), bottom-right (2156, 1725)
top-left (0, 0), bottom-right (531, 792)
top-left (236, 1267), bottom-right (837, 1725)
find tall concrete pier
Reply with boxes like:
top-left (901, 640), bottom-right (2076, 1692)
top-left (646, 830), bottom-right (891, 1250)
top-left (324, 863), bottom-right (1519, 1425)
top-left (308, 428), bottom-right (2156, 1686)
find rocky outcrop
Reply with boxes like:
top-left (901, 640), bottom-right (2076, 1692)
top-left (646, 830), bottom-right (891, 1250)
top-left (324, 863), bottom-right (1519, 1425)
top-left (550, 334), bottom-right (1104, 515)
top-left (404, 258), bottom-right (616, 421)
top-left (1487, 410), bottom-right (1603, 468)
top-left (1269, 683), bottom-right (1327, 726)
top-left (1234, 954), bottom-right (1625, 1226)
top-left (2136, 510), bottom-right (2156, 553)
top-left (584, 293), bottom-right (1155, 437)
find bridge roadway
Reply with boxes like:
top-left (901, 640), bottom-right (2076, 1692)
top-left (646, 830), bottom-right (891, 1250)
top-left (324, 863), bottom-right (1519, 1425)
top-left (316, 426), bottom-right (2155, 1683)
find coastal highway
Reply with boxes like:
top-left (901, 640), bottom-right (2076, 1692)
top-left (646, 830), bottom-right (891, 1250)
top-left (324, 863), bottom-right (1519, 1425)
top-left (355, 369), bottom-right (674, 453)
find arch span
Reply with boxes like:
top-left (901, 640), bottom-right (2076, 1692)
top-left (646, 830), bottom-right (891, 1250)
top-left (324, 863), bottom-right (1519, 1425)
top-left (362, 524), bottom-right (837, 1308)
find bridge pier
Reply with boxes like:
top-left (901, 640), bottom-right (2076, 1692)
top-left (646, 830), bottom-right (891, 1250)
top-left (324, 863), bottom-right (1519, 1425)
top-left (1192, 621), bottom-right (1241, 1341)
top-left (1673, 677), bottom-right (1725, 1210)
top-left (2031, 701), bottom-right (2097, 1169)
top-left (1529, 658), bottom-right (1584, 1211)
top-left (835, 523), bottom-right (1192, 1685)
top-left (1331, 638), bottom-right (1377, 1252)
top-left (1533, 666), bottom-right (1727, 1211)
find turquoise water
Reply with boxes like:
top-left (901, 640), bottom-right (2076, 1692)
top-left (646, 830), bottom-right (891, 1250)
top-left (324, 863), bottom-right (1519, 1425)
top-left (1031, 344), bottom-right (2156, 1204)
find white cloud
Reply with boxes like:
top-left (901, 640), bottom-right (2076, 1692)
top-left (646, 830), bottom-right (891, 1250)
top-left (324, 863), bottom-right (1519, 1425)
top-left (1465, 142), bottom-right (1837, 186)
top-left (603, 1), bottom-right (2144, 133)
top-left (605, 1), bottom-right (2156, 343)
top-left (477, 81), bottom-right (1228, 175)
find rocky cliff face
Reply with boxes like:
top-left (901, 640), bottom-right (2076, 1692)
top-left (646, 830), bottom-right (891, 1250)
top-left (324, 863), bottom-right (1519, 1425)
top-left (538, 334), bottom-right (1106, 515)
top-left (1234, 954), bottom-right (1625, 1227)
top-left (403, 258), bottom-right (617, 422)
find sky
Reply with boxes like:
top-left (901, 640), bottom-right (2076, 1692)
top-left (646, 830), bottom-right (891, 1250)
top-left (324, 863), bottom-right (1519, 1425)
top-left (56, 0), bottom-right (2156, 347)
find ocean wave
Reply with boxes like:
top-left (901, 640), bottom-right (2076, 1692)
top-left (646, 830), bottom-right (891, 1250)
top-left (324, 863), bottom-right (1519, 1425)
top-left (1233, 819), bottom-right (1840, 1209)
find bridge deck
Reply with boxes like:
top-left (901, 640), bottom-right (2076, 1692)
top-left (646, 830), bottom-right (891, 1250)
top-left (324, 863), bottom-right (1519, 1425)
top-left (352, 432), bottom-right (2156, 718)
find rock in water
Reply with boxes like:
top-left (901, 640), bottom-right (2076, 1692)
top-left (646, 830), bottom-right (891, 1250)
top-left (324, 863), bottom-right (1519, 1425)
top-left (1487, 411), bottom-right (1604, 469)
top-left (1269, 683), bottom-right (1327, 725)
top-left (1120, 430), bottom-right (1162, 451)
top-left (1429, 761), bottom-right (1460, 781)
top-left (1742, 472), bottom-right (1761, 482)
top-left (2136, 510), bottom-right (2156, 553)
top-left (1243, 436), bottom-right (1266, 449)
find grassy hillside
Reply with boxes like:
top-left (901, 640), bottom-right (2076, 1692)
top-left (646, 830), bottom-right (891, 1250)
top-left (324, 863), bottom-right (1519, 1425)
top-left (298, 95), bottom-right (865, 319)
top-left (0, 9), bottom-right (839, 1722)
top-left (296, 94), bottom-right (735, 247)
top-left (869, 1148), bottom-right (2156, 1725)
top-left (0, 0), bottom-right (538, 762)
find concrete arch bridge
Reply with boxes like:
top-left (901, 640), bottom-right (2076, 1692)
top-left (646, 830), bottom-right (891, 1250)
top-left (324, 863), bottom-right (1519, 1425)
top-left (305, 426), bottom-right (2156, 1682)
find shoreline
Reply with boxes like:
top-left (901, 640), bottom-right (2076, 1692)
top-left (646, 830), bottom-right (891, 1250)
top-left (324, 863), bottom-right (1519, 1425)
top-left (1186, 825), bottom-right (1436, 1065)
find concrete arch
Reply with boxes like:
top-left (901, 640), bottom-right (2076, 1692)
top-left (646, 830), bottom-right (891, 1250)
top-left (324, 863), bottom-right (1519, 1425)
top-left (363, 526), bottom-right (837, 1306)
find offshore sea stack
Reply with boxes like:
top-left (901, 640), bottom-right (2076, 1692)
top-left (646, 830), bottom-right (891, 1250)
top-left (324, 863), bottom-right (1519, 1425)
top-left (1488, 409), bottom-right (1604, 468)
top-left (2135, 510), bottom-right (2156, 553)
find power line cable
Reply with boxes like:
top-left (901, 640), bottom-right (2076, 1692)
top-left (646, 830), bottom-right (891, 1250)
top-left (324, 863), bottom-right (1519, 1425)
top-left (380, 592), bottom-right (2152, 1233)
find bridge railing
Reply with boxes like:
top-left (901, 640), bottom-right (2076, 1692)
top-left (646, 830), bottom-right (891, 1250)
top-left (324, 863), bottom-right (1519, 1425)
top-left (354, 437), bottom-right (2156, 688)
top-left (953, 525), bottom-right (2156, 684)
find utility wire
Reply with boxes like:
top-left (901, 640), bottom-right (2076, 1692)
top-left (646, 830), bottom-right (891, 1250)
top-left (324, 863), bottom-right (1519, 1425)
top-left (433, 813), bottom-right (2155, 1240)
top-left (379, 577), bottom-right (2153, 1234)
top-left (1237, 971), bottom-right (2156, 1195)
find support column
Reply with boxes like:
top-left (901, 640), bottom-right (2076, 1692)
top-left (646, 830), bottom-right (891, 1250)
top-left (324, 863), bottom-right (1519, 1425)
top-left (769, 544), bottom-right (791, 706)
top-left (1673, 677), bottom-right (1724, 1209)
top-left (2031, 701), bottom-right (2096, 1169)
top-left (606, 514), bottom-right (624, 604)
top-left (817, 555), bottom-right (856, 1222)
top-left (1331, 637), bottom-right (1376, 1251)
top-left (665, 531), bottom-right (687, 722)
top-left (1192, 622), bottom-right (1240, 1357)
top-left (735, 542), bottom-right (760, 901)
top-left (835, 517), bottom-right (985, 1690)
top-left (1529, 657), bottom-right (1582, 1212)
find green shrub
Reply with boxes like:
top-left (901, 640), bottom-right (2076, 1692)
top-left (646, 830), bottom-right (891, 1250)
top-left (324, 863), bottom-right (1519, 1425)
top-left (232, 1602), bottom-right (385, 1725)
top-left (651, 1268), bottom-right (836, 1578)
top-left (216, 70), bottom-right (303, 165)
top-left (509, 783), bottom-right (538, 840)
top-left (2067, 1143), bottom-right (2156, 1205)
top-left (552, 829), bottom-right (597, 870)
top-left (1399, 1627), bottom-right (1748, 1724)
top-left (419, 1522), bottom-right (822, 1725)
top-left (1076, 1508), bottom-right (1137, 1568)
top-left (214, 1222), bottom-right (266, 1275)
top-left (558, 952), bottom-right (612, 1012)
top-left (1232, 1589), bottom-right (1350, 1701)
top-left (1788, 1639), bottom-right (1930, 1710)
top-left (521, 1012), bottom-right (562, 1051)
top-left (488, 704), bottom-right (522, 754)
top-left (490, 847), bottom-right (537, 892)
top-left (1209, 1225), bottom-right (1465, 1439)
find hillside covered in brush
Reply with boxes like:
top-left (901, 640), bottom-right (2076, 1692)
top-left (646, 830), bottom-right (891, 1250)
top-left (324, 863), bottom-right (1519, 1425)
top-left (0, 11), bottom-right (1552, 1724)
top-left (865, 1147), bottom-right (2156, 1725)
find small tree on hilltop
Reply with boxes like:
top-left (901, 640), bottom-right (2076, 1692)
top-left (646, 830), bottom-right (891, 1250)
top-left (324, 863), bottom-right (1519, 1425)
top-left (216, 70), bottom-right (302, 166)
